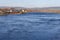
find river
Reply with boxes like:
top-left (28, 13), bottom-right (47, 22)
top-left (0, 12), bottom-right (60, 40)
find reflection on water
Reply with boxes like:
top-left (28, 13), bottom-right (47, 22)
top-left (0, 12), bottom-right (60, 40)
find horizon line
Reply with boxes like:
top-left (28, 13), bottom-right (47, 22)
top-left (0, 6), bottom-right (60, 8)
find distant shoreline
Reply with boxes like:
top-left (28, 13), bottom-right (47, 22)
top-left (0, 7), bottom-right (60, 15)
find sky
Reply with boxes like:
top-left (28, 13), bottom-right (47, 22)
top-left (0, 0), bottom-right (60, 8)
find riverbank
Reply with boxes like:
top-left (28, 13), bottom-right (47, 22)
top-left (0, 7), bottom-right (60, 15)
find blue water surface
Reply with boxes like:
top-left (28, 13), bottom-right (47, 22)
top-left (0, 12), bottom-right (60, 40)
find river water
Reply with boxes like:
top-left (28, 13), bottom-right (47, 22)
top-left (0, 12), bottom-right (60, 40)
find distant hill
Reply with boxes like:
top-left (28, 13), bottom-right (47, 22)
top-left (31, 7), bottom-right (60, 10)
top-left (0, 6), bottom-right (10, 8)
top-left (0, 6), bottom-right (60, 10)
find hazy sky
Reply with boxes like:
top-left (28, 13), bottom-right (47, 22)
top-left (0, 0), bottom-right (60, 8)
